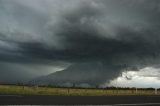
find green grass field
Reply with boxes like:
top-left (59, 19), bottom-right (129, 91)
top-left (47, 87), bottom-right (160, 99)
top-left (0, 85), bottom-right (159, 96)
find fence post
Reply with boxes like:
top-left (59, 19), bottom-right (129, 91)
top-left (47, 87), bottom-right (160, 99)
top-left (155, 88), bottom-right (157, 95)
top-left (67, 88), bottom-right (70, 94)
top-left (136, 88), bottom-right (137, 94)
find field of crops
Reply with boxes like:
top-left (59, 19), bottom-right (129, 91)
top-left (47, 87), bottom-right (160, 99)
top-left (0, 85), bottom-right (159, 96)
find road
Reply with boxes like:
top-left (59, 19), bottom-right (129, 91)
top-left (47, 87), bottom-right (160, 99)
top-left (0, 95), bottom-right (160, 105)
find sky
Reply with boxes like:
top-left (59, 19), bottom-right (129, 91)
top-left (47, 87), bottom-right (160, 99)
top-left (0, 0), bottom-right (160, 87)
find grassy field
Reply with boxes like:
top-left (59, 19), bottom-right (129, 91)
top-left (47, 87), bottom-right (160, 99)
top-left (0, 85), bottom-right (159, 96)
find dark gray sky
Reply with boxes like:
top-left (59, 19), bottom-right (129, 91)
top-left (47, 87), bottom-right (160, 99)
top-left (0, 0), bottom-right (160, 87)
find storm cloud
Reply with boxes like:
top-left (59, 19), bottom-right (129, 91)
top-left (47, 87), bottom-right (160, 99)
top-left (1, 0), bottom-right (160, 86)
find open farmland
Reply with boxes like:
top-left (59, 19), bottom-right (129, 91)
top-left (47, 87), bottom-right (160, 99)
top-left (0, 85), bottom-right (159, 96)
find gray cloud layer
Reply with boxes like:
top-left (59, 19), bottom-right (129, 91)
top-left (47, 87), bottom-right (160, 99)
top-left (0, 0), bottom-right (160, 85)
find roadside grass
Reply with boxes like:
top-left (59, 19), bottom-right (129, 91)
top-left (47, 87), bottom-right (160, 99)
top-left (0, 85), bottom-right (159, 96)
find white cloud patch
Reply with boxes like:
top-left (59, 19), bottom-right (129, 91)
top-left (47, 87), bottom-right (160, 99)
top-left (108, 67), bottom-right (160, 88)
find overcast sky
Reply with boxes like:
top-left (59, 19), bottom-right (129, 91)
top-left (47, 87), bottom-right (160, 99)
top-left (0, 0), bottom-right (160, 87)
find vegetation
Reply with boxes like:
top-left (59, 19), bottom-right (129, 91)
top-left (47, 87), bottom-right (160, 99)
top-left (0, 85), bottom-right (159, 96)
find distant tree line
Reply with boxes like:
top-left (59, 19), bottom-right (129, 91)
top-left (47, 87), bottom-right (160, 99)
top-left (0, 82), bottom-right (159, 90)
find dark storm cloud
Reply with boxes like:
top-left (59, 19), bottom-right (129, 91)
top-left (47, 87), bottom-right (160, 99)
top-left (1, 0), bottom-right (160, 85)
top-left (21, 0), bottom-right (160, 66)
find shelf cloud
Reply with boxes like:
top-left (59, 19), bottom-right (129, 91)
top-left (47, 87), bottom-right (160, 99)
top-left (0, 0), bottom-right (160, 86)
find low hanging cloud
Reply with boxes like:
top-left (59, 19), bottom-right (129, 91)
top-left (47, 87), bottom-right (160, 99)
top-left (0, 0), bottom-right (160, 86)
